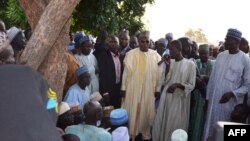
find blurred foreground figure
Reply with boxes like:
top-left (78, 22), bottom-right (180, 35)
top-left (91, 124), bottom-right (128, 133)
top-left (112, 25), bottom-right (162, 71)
top-left (0, 64), bottom-right (62, 141)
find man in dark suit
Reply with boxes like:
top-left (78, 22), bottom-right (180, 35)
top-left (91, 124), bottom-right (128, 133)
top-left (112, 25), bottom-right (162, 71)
top-left (96, 35), bottom-right (122, 109)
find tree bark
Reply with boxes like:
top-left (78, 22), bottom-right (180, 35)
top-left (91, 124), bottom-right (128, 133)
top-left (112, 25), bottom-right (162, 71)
top-left (18, 0), bottom-right (48, 30)
top-left (19, 0), bottom-right (79, 101)
top-left (38, 24), bottom-right (69, 102)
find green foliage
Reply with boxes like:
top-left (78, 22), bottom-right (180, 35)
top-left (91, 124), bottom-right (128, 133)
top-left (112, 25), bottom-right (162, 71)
top-left (71, 0), bottom-right (154, 36)
top-left (1, 0), bottom-right (154, 36)
top-left (185, 28), bottom-right (208, 43)
top-left (0, 0), bottom-right (10, 28)
top-left (1, 0), bottom-right (27, 29)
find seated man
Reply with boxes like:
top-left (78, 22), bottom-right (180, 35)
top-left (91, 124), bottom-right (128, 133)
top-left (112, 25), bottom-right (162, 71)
top-left (65, 101), bottom-right (112, 141)
top-left (109, 108), bottom-right (129, 141)
top-left (62, 134), bottom-right (80, 141)
top-left (64, 65), bottom-right (91, 109)
top-left (57, 102), bottom-right (75, 130)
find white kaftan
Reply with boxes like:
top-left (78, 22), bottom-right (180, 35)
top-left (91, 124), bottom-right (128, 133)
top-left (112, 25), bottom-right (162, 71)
top-left (202, 50), bottom-right (250, 141)
top-left (152, 58), bottom-right (196, 141)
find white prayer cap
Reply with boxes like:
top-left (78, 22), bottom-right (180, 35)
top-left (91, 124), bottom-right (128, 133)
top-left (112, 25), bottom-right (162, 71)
top-left (58, 102), bottom-right (70, 115)
top-left (7, 26), bottom-right (21, 43)
top-left (171, 129), bottom-right (188, 141)
top-left (112, 126), bottom-right (129, 141)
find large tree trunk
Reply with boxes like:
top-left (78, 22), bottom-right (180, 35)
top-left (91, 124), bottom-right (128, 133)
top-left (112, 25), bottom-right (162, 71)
top-left (19, 0), bottom-right (79, 101)
top-left (18, 0), bottom-right (50, 29)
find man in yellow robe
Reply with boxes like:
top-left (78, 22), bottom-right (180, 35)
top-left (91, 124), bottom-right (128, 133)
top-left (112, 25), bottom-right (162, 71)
top-left (121, 31), bottom-right (162, 140)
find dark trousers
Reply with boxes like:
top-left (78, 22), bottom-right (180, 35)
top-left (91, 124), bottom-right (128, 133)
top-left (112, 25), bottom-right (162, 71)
top-left (110, 83), bottom-right (121, 109)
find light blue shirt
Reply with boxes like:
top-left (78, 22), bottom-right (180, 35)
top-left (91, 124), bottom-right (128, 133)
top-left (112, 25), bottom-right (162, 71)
top-left (64, 84), bottom-right (90, 109)
top-left (65, 124), bottom-right (112, 141)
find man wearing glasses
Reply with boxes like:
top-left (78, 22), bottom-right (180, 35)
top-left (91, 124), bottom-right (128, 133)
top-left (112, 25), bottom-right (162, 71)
top-left (120, 31), bottom-right (162, 141)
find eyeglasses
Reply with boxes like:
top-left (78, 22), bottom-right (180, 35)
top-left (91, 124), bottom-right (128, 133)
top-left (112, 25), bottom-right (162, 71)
top-left (140, 40), bottom-right (150, 44)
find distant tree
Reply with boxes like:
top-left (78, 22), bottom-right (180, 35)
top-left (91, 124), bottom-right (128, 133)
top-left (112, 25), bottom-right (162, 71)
top-left (185, 28), bottom-right (208, 43)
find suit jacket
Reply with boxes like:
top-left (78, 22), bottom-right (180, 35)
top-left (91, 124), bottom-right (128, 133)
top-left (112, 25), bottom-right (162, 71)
top-left (96, 49), bottom-right (122, 95)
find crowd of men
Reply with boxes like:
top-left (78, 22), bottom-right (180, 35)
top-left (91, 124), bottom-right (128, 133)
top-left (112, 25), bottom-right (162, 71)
top-left (1, 18), bottom-right (250, 141)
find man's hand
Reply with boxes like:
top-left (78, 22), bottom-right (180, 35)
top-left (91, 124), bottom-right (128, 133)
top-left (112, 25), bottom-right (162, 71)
top-left (196, 77), bottom-right (205, 89)
top-left (163, 55), bottom-right (171, 66)
top-left (167, 84), bottom-right (178, 93)
top-left (120, 90), bottom-right (126, 98)
top-left (167, 83), bottom-right (184, 93)
top-left (219, 92), bottom-right (234, 103)
top-left (103, 92), bottom-right (110, 105)
top-left (155, 92), bottom-right (160, 100)
top-left (203, 100), bottom-right (208, 112)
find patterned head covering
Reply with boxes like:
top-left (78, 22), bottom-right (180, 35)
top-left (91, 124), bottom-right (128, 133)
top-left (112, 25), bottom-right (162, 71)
top-left (80, 35), bottom-right (93, 44)
top-left (75, 65), bottom-right (89, 77)
top-left (226, 28), bottom-right (242, 41)
top-left (198, 44), bottom-right (209, 53)
top-left (75, 34), bottom-right (93, 45)
top-left (73, 32), bottom-right (85, 44)
top-left (158, 38), bottom-right (168, 48)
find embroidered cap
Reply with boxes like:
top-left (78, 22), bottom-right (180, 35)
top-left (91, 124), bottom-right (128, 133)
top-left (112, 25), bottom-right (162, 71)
top-left (226, 28), bottom-right (242, 41)
top-left (158, 38), bottom-right (168, 48)
top-left (198, 44), bottom-right (209, 53)
top-left (110, 108), bottom-right (128, 126)
top-left (75, 65), bottom-right (89, 77)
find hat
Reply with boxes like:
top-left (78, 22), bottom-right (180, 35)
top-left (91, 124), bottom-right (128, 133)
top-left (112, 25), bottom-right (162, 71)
top-left (59, 102), bottom-right (70, 115)
top-left (139, 31), bottom-right (150, 39)
top-left (226, 28), bottom-right (242, 41)
top-left (165, 32), bottom-right (173, 38)
top-left (67, 44), bottom-right (75, 51)
top-left (80, 35), bottom-right (93, 44)
top-left (112, 126), bottom-right (129, 141)
top-left (75, 65), bottom-right (89, 77)
top-left (119, 29), bottom-right (129, 37)
top-left (110, 108), bottom-right (128, 126)
top-left (7, 27), bottom-right (21, 43)
top-left (171, 129), bottom-right (188, 141)
top-left (198, 44), bottom-right (209, 53)
top-left (158, 38), bottom-right (168, 48)
top-left (73, 32), bottom-right (85, 43)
